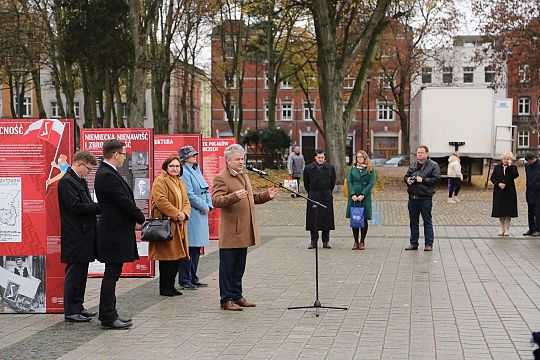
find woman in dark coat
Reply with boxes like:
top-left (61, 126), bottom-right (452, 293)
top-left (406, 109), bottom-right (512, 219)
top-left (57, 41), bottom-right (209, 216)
top-left (490, 152), bottom-right (519, 236)
top-left (346, 150), bottom-right (376, 250)
top-left (303, 149), bottom-right (336, 249)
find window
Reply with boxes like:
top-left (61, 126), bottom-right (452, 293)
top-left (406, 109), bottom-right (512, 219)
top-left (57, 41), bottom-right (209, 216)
top-left (518, 97), bottom-right (530, 115)
top-left (377, 103), bottom-right (394, 121)
top-left (281, 78), bottom-right (292, 89)
top-left (379, 72), bottom-right (393, 89)
top-left (225, 75), bottom-right (236, 89)
top-left (225, 103), bottom-right (236, 121)
top-left (51, 101), bottom-right (60, 118)
top-left (519, 64), bottom-right (530, 83)
top-left (74, 101), bottom-right (80, 118)
top-left (421, 67), bottom-right (432, 84)
top-left (344, 77), bottom-right (355, 89)
top-left (442, 67), bottom-right (453, 84)
top-left (14, 96), bottom-right (32, 117)
top-left (518, 130), bottom-right (529, 148)
top-left (223, 41), bottom-right (234, 58)
top-left (463, 67), bottom-right (475, 83)
top-left (484, 66), bottom-right (495, 83)
top-left (303, 101), bottom-right (314, 121)
top-left (121, 102), bottom-right (128, 118)
top-left (264, 72), bottom-right (269, 89)
top-left (281, 101), bottom-right (292, 121)
top-left (264, 101), bottom-right (269, 121)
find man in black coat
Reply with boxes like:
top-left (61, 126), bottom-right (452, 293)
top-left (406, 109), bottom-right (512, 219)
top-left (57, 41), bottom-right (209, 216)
top-left (58, 150), bottom-right (101, 323)
top-left (304, 149), bottom-right (336, 249)
top-left (404, 145), bottom-right (441, 251)
top-left (94, 139), bottom-right (146, 330)
top-left (524, 153), bottom-right (540, 236)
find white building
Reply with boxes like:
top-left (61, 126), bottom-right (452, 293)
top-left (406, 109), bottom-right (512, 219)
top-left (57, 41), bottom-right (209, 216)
top-left (411, 35), bottom-right (507, 99)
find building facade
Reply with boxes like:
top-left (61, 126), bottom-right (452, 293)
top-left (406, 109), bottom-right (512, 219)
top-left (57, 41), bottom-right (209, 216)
top-left (210, 25), bottom-right (407, 162)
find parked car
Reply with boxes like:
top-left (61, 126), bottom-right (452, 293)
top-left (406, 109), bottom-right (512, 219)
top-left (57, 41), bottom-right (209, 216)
top-left (384, 155), bottom-right (409, 167)
top-left (371, 158), bottom-right (387, 167)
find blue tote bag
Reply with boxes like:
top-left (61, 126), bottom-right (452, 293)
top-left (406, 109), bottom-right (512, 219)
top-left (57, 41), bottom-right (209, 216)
top-left (350, 205), bottom-right (365, 228)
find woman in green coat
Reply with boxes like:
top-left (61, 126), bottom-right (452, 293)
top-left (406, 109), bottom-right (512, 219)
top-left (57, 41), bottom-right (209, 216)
top-left (346, 150), bottom-right (375, 250)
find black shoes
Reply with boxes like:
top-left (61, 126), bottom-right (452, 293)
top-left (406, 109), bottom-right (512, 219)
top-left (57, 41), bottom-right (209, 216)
top-left (80, 309), bottom-right (97, 318)
top-left (322, 243), bottom-right (331, 249)
top-left (160, 289), bottom-right (175, 297)
top-left (523, 230), bottom-right (534, 236)
top-left (101, 319), bottom-right (132, 330)
top-left (405, 244), bottom-right (419, 250)
top-left (193, 282), bottom-right (208, 288)
top-left (65, 314), bottom-right (91, 323)
top-left (180, 283), bottom-right (197, 290)
top-left (308, 243), bottom-right (316, 249)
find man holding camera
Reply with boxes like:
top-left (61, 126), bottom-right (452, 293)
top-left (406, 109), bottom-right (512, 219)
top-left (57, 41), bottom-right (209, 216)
top-left (404, 145), bottom-right (441, 251)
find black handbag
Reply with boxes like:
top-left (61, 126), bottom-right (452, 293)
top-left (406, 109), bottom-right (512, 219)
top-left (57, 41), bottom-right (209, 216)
top-left (141, 205), bottom-right (173, 242)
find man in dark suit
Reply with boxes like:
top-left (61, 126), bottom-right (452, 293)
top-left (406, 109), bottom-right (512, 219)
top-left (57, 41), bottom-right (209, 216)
top-left (58, 150), bottom-right (101, 323)
top-left (303, 149), bottom-right (336, 249)
top-left (94, 139), bottom-right (145, 330)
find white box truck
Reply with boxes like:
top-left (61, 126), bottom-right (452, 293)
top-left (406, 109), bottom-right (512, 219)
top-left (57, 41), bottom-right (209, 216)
top-left (410, 87), bottom-right (514, 180)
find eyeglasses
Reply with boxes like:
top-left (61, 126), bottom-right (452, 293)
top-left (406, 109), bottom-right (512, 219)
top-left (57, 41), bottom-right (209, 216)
top-left (168, 165), bottom-right (181, 168)
top-left (115, 152), bottom-right (127, 157)
top-left (79, 162), bottom-right (93, 171)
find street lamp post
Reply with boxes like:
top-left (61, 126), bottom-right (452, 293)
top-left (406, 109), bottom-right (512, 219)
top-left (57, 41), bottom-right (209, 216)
top-left (366, 79), bottom-right (371, 156)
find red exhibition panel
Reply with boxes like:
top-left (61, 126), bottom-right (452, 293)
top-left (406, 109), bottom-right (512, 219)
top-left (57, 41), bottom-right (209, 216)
top-left (153, 134), bottom-right (202, 179)
top-left (201, 138), bottom-right (236, 240)
top-left (0, 118), bottom-right (74, 313)
top-left (80, 128), bottom-right (154, 277)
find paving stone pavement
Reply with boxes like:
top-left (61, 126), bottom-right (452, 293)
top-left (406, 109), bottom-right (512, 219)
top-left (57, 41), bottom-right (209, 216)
top-left (0, 194), bottom-right (539, 360)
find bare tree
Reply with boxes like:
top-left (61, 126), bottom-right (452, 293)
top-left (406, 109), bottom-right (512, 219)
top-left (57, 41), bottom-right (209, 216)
top-left (309, 0), bottom-right (393, 181)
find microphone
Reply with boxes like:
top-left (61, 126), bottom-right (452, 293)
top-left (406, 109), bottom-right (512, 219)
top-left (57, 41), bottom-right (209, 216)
top-left (247, 166), bottom-right (268, 176)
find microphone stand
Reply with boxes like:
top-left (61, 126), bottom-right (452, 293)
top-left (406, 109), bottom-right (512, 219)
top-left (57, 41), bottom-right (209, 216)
top-left (249, 170), bottom-right (347, 317)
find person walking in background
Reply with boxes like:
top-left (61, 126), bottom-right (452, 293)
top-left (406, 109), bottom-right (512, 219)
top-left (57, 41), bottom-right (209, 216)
top-left (58, 150), bottom-right (101, 323)
top-left (447, 151), bottom-right (463, 203)
top-left (304, 149), bottom-right (336, 249)
top-left (212, 144), bottom-right (277, 311)
top-left (150, 156), bottom-right (191, 296)
top-left (94, 139), bottom-right (146, 330)
top-left (287, 145), bottom-right (305, 198)
top-left (404, 145), bottom-right (441, 251)
top-left (491, 152), bottom-right (519, 236)
top-left (524, 153), bottom-right (540, 236)
top-left (346, 150), bottom-right (375, 250)
top-left (178, 145), bottom-right (212, 290)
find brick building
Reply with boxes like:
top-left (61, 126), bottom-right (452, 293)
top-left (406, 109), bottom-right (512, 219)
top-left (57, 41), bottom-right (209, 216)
top-left (210, 23), bottom-right (407, 163)
top-left (507, 42), bottom-right (540, 155)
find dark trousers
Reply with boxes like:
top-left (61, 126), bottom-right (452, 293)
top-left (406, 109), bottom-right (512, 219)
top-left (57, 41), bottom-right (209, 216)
top-left (219, 248), bottom-right (247, 304)
top-left (534, 202), bottom-right (540, 232)
top-left (98, 263), bottom-right (123, 323)
top-left (310, 230), bottom-right (330, 244)
top-left (352, 218), bottom-right (369, 243)
top-left (160, 259), bottom-right (180, 291)
top-left (408, 198), bottom-right (434, 246)
top-left (178, 247), bottom-right (201, 285)
top-left (448, 178), bottom-right (460, 197)
top-left (64, 263), bottom-right (89, 316)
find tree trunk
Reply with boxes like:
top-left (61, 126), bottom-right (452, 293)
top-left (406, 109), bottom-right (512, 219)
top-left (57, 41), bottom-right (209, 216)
top-left (127, 0), bottom-right (147, 128)
top-left (30, 69), bottom-right (47, 118)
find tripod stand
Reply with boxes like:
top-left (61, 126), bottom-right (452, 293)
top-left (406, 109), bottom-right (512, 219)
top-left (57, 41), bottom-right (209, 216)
top-left (248, 169), bottom-right (347, 317)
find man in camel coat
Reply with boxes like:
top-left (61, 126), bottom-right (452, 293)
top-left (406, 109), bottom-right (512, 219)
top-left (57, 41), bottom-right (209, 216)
top-left (212, 144), bottom-right (277, 311)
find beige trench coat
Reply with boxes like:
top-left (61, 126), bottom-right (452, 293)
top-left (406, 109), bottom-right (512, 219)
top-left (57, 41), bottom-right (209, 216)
top-left (211, 169), bottom-right (271, 248)
top-left (149, 172), bottom-right (191, 260)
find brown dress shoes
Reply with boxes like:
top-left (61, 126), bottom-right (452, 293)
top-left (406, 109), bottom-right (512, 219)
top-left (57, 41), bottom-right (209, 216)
top-left (221, 301), bottom-right (243, 311)
top-left (234, 298), bottom-right (256, 307)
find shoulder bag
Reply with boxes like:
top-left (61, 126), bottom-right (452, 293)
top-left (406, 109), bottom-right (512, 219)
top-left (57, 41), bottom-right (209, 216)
top-left (141, 205), bottom-right (173, 242)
